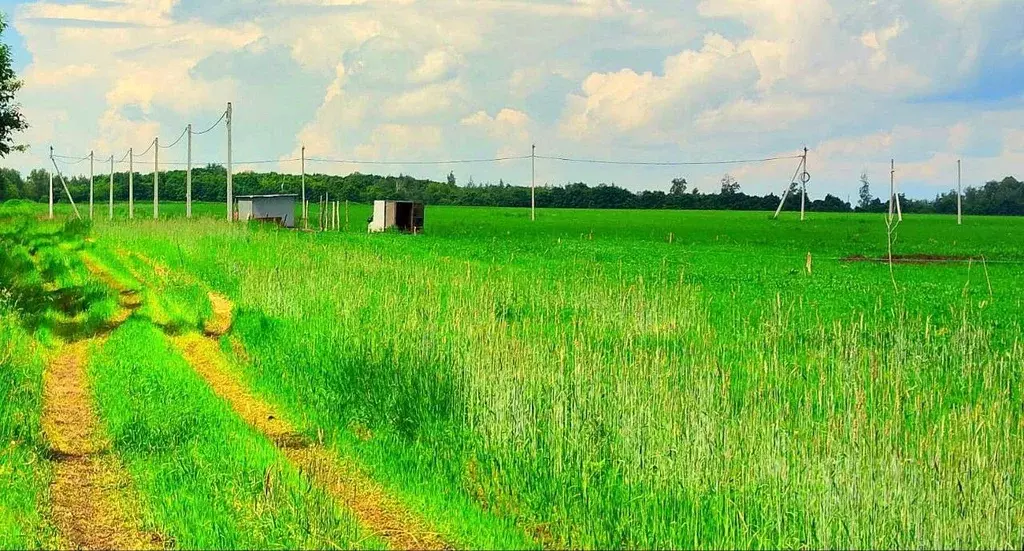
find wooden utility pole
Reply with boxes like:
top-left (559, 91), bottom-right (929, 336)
top-left (226, 102), bottom-right (233, 221)
top-left (957, 159), bottom-right (962, 226)
top-left (108, 155), bottom-right (113, 220)
top-left (187, 124), bottom-right (193, 219)
top-left (89, 151), bottom-right (94, 219)
top-left (531, 144), bottom-right (536, 221)
top-left (154, 138), bottom-right (159, 220)
top-left (128, 148), bottom-right (134, 219)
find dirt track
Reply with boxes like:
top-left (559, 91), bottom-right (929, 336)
top-left (43, 341), bottom-right (162, 550)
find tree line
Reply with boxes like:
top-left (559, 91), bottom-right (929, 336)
top-left (1, 165), bottom-right (1022, 215)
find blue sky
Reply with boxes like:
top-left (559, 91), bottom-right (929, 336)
top-left (1, 0), bottom-right (1023, 200)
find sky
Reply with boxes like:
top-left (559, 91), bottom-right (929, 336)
top-left (1, 0), bottom-right (1023, 201)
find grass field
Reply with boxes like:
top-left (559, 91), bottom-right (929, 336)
top-left (1, 199), bottom-right (1022, 549)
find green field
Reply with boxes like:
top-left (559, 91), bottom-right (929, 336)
top-left (1, 200), bottom-right (1022, 549)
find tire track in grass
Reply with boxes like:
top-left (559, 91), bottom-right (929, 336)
top-left (172, 329), bottom-right (450, 550)
top-left (204, 292), bottom-right (234, 336)
top-left (39, 253), bottom-right (163, 549)
top-left (102, 249), bottom-right (451, 549)
top-left (43, 340), bottom-right (162, 550)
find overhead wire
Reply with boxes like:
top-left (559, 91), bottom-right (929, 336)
top-left (534, 153), bottom-right (804, 166)
top-left (307, 155), bottom-right (532, 165)
top-left (192, 110), bottom-right (227, 135)
top-left (159, 126), bottom-right (189, 149)
top-left (136, 138), bottom-right (157, 157)
top-left (51, 154), bottom-right (91, 165)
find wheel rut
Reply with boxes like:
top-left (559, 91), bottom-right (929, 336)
top-left (172, 331), bottom-right (451, 550)
top-left (43, 340), bottom-right (162, 550)
top-left (89, 248), bottom-right (451, 549)
top-left (38, 254), bottom-right (163, 550)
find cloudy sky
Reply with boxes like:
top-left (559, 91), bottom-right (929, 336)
top-left (2, 0), bottom-right (1023, 200)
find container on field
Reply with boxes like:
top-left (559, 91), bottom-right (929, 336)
top-left (368, 200), bottom-right (424, 233)
top-left (235, 194), bottom-right (298, 228)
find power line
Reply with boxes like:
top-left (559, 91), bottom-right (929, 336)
top-left (52, 154), bottom-right (91, 165)
top-left (159, 126), bottom-right (189, 149)
top-left (136, 139), bottom-right (157, 157)
top-left (192, 110), bottom-right (227, 135)
top-left (307, 155), bottom-right (531, 165)
top-left (534, 153), bottom-right (803, 166)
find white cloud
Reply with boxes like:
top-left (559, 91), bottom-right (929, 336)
top-left (409, 49), bottom-right (463, 84)
top-left (382, 80), bottom-right (465, 119)
top-left (353, 124), bottom-right (442, 160)
top-left (24, 64), bottom-right (97, 88)
top-left (461, 108), bottom-right (531, 141)
top-left (560, 33), bottom-right (759, 142)
top-left (5, 0), bottom-right (1024, 199)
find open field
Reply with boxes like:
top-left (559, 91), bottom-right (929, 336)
top-left (2, 200), bottom-right (1022, 549)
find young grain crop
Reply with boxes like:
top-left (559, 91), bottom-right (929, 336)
top-left (90, 319), bottom-right (383, 549)
top-left (93, 207), bottom-right (1024, 549)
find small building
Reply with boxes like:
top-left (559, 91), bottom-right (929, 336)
top-left (368, 200), bottom-right (424, 233)
top-left (235, 194), bottom-right (298, 228)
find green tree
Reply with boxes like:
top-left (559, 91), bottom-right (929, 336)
top-left (670, 177), bottom-right (687, 195)
top-left (26, 168), bottom-right (48, 201)
top-left (446, 171), bottom-right (456, 186)
top-left (0, 14), bottom-right (28, 158)
top-left (0, 166), bottom-right (21, 199)
top-left (858, 173), bottom-right (872, 210)
top-left (720, 174), bottom-right (740, 195)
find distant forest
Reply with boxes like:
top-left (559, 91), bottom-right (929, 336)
top-left (2, 165), bottom-right (1023, 215)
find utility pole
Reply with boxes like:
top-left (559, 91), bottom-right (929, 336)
top-left (48, 147), bottom-right (54, 219)
top-left (154, 138), bottom-right (159, 219)
top-left (800, 147), bottom-right (808, 221)
top-left (128, 148), bottom-right (134, 219)
top-left (226, 102), bottom-right (233, 221)
top-left (89, 151), bottom-right (94, 219)
top-left (301, 145), bottom-right (307, 222)
top-left (957, 159), bottom-right (962, 226)
top-left (889, 159), bottom-right (895, 222)
top-left (889, 159), bottom-right (903, 223)
top-left (109, 156), bottom-right (114, 220)
top-left (187, 124), bottom-right (193, 219)
top-left (531, 144), bottom-right (536, 221)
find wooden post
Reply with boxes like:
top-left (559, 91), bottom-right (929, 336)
top-left (345, 200), bottom-right (349, 230)
top-left (108, 155), bottom-right (114, 220)
top-left (48, 164), bottom-right (53, 219)
top-left (226, 102), bottom-right (233, 222)
top-left (128, 148), bottom-right (134, 219)
top-left (186, 124), bottom-right (192, 219)
top-left (301, 145), bottom-right (306, 222)
top-left (89, 151), bottom-right (94, 219)
top-left (154, 137), bottom-right (159, 220)
top-left (957, 159), bottom-right (962, 226)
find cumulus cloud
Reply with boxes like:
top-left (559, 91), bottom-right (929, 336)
top-left (461, 109), bottom-right (531, 142)
top-left (353, 124), bottom-right (443, 160)
top-left (560, 33), bottom-right (759, 143)
top-left (6, 0), bottom-right (1024, 199)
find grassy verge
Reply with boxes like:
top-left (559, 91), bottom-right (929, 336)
top-left (90, 319), bottom-right (382, 549)
top-left (0, 304), bottom-right (57, 550)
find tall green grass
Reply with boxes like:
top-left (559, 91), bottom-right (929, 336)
top-left (96, 208), bottom-right (1024, 548)
top-left (91, 320), bottom-right (381, 549)
top-left (0, 300), bottom-right (56, 550)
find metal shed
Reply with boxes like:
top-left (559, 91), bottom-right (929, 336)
top-left (235, 194), bottom-right (298, 228)
top-left (368, 200), bottom-right (424, 233)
